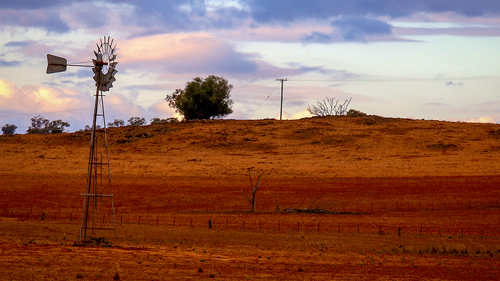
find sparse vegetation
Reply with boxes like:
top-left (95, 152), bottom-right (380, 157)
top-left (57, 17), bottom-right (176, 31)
top-left (128, 117), bottom-right (146, 126)
top-left (307, 97), bottom-right (351, 116)
top-left (26, 115), bottom-right (70, 134)
top-left (166, 75), bottom-right (233, 120)
top-left (108, 119), bottom-right (125, 128)
top-left (1, 124), bottom-right (17, 135)
top-left (346, 109), bottom-right (367, 117)
top-left (150, 117), bottom-right (179, 125)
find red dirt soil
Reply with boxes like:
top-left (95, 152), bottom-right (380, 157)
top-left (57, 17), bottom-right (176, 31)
top-left (1, 116), bottom-right (500, 280)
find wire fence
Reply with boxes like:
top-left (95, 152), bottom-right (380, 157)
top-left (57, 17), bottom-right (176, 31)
top-left (2, 202), bottom-right (499, 241)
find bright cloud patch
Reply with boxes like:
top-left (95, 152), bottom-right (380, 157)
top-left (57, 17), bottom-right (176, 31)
top-left (120, 33), bottom-right (258, 75)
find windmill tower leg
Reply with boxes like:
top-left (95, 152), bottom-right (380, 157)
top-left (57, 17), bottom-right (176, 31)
top-left (79, 83), bottom-right (116, 243)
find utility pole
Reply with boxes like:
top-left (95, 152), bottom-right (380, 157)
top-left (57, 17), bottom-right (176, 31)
top-left (276, 78), bottom-right (288, 120)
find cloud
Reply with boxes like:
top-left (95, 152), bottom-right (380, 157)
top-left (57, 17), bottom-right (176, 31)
top-left (4, 41), bottom-right (36, 48)
top-left (445, 81), bottom-right (464, 86)
top-left (0, 59), bottom-right (20, 67)
top-left (331, 17), bottom-right (392, 42)
top-left (465, 116), bottom-right (499, 124)
top-left (244, 0), bottom-right (500, 23)
top-left (119, 33), bottom-right (258, 76)
top-left (0, 7), bottom-right (69, 32)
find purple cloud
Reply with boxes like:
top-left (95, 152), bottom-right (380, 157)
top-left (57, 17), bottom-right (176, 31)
top-left (332, 18), bottom-right (392, 41)
top-left (244, 0), bottom-right (500, 23)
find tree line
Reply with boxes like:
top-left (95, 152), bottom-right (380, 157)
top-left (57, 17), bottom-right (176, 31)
top-left (2, 75), bottom-right (364, 135)
top-left (1, 116), bottom-right (179, 135)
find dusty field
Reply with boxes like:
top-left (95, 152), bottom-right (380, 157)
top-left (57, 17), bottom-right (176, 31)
top-left (1, 116), bottom-right (500, 280)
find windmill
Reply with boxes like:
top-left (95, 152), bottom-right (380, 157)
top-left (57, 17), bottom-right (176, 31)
top-left (47, 36), bottom-right (118, 243)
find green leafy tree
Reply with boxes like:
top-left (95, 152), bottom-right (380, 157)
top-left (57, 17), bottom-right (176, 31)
top-left (166, 75), bottom-right (233, 120)
top-left (128, 117), bottom-right (146, 126)
top-left (1, 124), bottom-right (17, 135)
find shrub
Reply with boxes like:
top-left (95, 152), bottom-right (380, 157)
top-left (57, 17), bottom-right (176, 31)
top-left (346, 109), bottom-right (367, 117)
top-left (307, 97), bottom-right (351, 116)
top-left (150, 117), bottom-right (179, 125)
top-left (1, 124), bottom-right (17, 135)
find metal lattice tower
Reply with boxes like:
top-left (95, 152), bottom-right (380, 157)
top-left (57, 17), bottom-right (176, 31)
top-left (79, 36), bottom-right (118, 243)
top-left (46, 36), bottom-right (118, 243)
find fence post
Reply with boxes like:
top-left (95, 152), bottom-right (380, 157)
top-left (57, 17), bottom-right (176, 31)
top-left (358, 224), bottom-right (360, 236)
top-left (138, 215), bottom-right (141, 225)
top-left (298, 222), bottom-right (300, 232)
top-left (156, 215), bottom-right (159, 226)
top-left (420, 227), bottom-right (422, 237)
top-left (208, 220), bottom-right (212, 228)
top-left (398, 228), bottom-right (401, 237)
top-left (278, 221), bottom-right (280, 231)
top-left (338, 223), bottom-right (340, 234)
top-left (173, 217), bottom-right (176, 227)
top-left (226, 218), bottom-right (228, 229)
top-left (318, 222), bottom-right (320, 233)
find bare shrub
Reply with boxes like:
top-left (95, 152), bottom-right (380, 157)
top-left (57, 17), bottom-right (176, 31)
top-left (307, 97), bottom-right (351, 116)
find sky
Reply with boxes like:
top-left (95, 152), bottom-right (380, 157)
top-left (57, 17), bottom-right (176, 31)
top-left (1, 0), bottom-right (500, 132)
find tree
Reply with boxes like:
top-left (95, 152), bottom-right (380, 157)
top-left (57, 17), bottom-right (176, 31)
top-left (1, 124), bottom-right (17, 135)
top-left (238, 172), bottom-right (262, 213)
top-left (46, 120), bottom-right (70, 133)
top-left (27, 115), bottom-right (70, 134)
top-left (27, 115), bottom-right (49, 134)
top-left (166, 75), bottom-right (233, 120)
top-left (150, 117), bottom-right (179, 125)
top-left (307, 97), bottom-right (352, 117)
top-left (108, 119), bottom-right (125, 127)
top-left (128, 117), bottom-right (146, 126)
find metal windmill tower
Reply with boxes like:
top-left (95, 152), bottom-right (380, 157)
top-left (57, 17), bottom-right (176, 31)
top-left (47, 36), bottom-right (118, 243)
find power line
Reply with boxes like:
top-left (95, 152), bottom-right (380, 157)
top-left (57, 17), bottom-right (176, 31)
top-left (276, 78), bottom-right (288, 120)
top-left (247, 81), bottom-right (281, 119)
top-left (288, 76), bottom-right (500, 82)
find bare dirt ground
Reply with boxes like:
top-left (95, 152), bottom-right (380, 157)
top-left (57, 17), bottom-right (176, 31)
top-left (1, 116), bottom-right (500, 280)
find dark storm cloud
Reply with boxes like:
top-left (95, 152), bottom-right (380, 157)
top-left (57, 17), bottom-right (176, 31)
top-left (244, 0), bottom-right (500, 23)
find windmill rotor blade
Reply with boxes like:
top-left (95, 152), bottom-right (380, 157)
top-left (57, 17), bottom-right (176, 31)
top-left (94, 50), bottom-right (98, 57)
